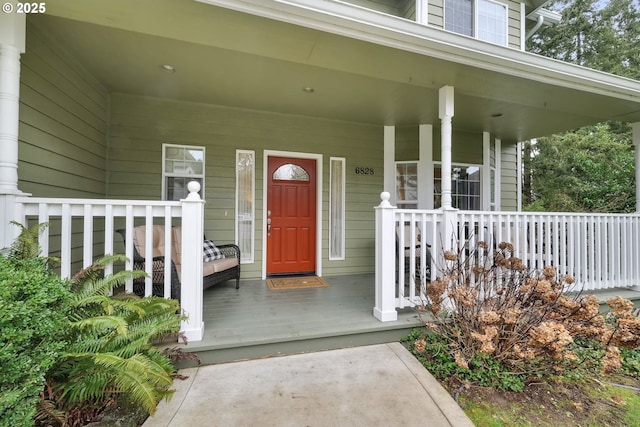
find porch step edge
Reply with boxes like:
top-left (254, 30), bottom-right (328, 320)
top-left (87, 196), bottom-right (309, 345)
top-left (176, 318), bottom-right (424, 367)
top-left (177, 328), bottom-right (420, 367)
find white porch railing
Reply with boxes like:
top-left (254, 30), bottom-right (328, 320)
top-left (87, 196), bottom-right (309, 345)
top-left (374, 192), bottom-right (640, 322)
top-left (10, 182), bottom-right (205, 341)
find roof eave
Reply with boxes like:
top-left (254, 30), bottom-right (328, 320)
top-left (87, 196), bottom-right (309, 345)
top-left (195, 0), bottom-right (640, 104)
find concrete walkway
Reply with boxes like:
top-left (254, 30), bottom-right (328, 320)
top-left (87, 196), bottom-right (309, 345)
top-left (143, 342), bottom-right (474, 427)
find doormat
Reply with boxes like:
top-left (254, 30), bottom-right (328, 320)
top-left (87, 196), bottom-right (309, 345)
top-left (266, 276), bottom-right (330, 290)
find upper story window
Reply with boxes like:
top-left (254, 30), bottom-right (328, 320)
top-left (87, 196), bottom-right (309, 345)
top-left (162, 144), bottom-right (205, 200)
top-left (445, 0), bottom-right (507, 46)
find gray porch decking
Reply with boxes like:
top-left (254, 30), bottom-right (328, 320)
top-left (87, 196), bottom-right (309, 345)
top-left (178, 274), bottom-right (425, 366)
top-left (175, 273), bottom-right (640, 367)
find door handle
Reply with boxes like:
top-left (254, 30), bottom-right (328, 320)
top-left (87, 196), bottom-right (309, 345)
top-left (267, 218), bottom-right (271, 234)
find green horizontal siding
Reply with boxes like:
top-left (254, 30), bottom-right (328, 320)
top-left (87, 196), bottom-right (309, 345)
top-left (19, 21), bottom-right (109, 198)
top-left (429, 0), bottom-right (444, 27)
top-left (19, 81), bottom-right (513, 280)
top-left (108, 94), bottom-right (383, 279)
top-left (500, 142), bottom-right (518, 210)
top-left (507, 0), bottom-right (522, 49)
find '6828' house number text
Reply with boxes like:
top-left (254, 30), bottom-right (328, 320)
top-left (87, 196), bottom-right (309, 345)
top-left (355, 167), bottom-right (374, 175)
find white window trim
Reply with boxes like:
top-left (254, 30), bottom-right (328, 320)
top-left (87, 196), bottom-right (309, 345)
top-left (161, 143), bottom-right (205, 201)
top-left (416, 0), bottom-right (429, 24)
top-left (329, 157), bottom-right (346, 260)
top-left (443, 0), bottom-right (508, 46)
top-left (236, 150), bottom-right (255, 264)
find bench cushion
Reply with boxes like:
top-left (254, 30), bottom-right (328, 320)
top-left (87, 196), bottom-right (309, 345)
top-left (204, 257), bottom-right (239, 275)
top-left (175, 257), bottom-right (239, 277)
top-left (203, 239), bottom-right (225, 262)
top-left (132, 225), bottom-right (238, 278)
top-left (133, 225), bottom-right (174, 259)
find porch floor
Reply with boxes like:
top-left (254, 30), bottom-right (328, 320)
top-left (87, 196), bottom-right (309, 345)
top-left (174, 274), bottom-right (640, 366)
top-left (178, 273), bottom-right (425, 366)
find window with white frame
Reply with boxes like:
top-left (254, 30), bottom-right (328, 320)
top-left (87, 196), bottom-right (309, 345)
top-left (444, 0), bottom-right (507, 46)
top-left (434, 164), bottom-right (481, 210)
top-left (395, 162), bottom-right (418, 208)
top-left (329, 158), bottom-right (345, 260)
top-left (236, 150), bottom-right (255, 263)
top-left (162, 144), bottom-right (205, 200)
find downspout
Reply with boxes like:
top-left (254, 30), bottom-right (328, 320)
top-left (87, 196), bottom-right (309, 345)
top-left (525, 15), bottom-right (544, 40)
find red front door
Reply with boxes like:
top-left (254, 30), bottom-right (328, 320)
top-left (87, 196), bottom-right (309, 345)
top-left (266, 156), bottom-right (316, 275)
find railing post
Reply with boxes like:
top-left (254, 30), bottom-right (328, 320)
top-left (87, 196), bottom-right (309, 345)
top-left (374, 191), bottom-right (398, 322)
top-left (441, 207), bottom-right (458, 254)
top-left (179, 181), bottom-right (205, 342)
top-left (0, 193), bottom-right (21, 250)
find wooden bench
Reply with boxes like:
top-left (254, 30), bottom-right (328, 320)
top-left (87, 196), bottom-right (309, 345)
top-left (117, 225), bottom-right (240, 301)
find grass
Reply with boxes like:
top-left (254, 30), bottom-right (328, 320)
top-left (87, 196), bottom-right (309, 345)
top-left (456, 375), bottom-right (640, 427)
top-left (403, 328), bottom-right (640, 427)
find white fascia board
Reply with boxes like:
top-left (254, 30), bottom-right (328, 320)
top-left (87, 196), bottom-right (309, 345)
top-left (195, 0), bottom-right (640, 103)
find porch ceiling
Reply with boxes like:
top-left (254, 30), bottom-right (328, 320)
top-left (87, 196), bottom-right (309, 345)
top-left (34, 0), bottom-right (640, 142)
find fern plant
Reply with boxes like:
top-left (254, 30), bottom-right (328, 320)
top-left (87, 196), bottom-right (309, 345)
top-left (7, 221), bottom-right (59, 265)
top-left (37, 255), bottom-right (185, 426)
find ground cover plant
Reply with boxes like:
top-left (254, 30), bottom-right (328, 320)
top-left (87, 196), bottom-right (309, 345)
top-left (404, 239), bottom-right (640, 425)
top-left (0, 253), bottom-right (71, 426)
top-left (0, 223), bottom-right (188, 427)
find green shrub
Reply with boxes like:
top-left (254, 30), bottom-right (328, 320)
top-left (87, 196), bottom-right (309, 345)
top-left (0, 256), bottom-right (71, 427)
top-left (1, 222), bottom-right (185, 426)
top-left (403, 329), bottom-right (526, 391)
top-left (621, 347), bottom-right (640, 377)
top-left (37, 255), bottom-right (184, 426)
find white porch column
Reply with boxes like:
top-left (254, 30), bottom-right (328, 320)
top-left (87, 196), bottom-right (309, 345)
top-left (0, 9), bottom-right (26, 250)
top-left (180, 182), bottom-right (205, 342)
top-left (439, 86), bottom-right (454, 209)
top-left (482, 132), bottom-right (491, 210)
top-left (633, 122), bottom-right (640, 212)
top-left (494, 138), bottom-right (502, 209)
top-left (439, 86), bottom-right (457, 252)
top-left (384, 126), bottom-right (396, 205)
top-left (418, 124), bottom-right (433, 209)
top-left (374, 191), bottom-right (397, 322)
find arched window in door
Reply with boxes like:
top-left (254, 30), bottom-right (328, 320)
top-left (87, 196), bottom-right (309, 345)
top-left (272, 163), bottom-right (310, 181)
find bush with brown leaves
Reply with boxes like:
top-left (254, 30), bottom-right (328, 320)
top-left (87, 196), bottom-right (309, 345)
top-left (417, 241), bottom-right (640, 377)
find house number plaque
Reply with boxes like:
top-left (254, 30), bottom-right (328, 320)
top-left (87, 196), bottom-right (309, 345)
top-left (355, 167), bottom-right (374, 175)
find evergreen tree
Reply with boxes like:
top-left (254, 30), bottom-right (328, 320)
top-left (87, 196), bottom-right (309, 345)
top-left (525, 124), bottom-right (635, 212)
top-left (523, 0), bottom-right (639, 212)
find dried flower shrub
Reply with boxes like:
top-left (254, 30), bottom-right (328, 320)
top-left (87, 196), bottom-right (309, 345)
top-left (415, 240), bottom-right (640, 378)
